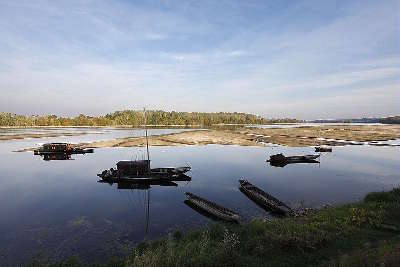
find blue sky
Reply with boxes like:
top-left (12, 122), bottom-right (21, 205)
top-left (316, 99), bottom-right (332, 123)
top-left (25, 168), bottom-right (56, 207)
top-left (0, 0), bottom-right (399, 119)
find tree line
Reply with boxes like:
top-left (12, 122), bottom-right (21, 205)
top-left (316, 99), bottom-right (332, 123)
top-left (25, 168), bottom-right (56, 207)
top-left (0, 110), bottom-right (301, 127)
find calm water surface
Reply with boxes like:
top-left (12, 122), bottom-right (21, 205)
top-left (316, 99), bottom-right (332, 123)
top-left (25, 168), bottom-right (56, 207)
top-left (0, 128), bottom-right (399, 265)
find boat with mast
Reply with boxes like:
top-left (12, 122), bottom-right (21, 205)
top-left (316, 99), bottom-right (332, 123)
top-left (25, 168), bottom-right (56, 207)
top-left (97, 108), bottom-right (191, 182)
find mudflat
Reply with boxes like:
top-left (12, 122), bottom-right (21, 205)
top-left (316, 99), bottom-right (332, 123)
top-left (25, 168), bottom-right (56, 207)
top-left (78, 125), bottom-right (400, 148)
top-left (12, 125), bottom-right (400, 152)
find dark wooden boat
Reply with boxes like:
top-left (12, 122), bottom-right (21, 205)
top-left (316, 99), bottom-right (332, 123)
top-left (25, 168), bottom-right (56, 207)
top-left (239, 180), bottom-right (292, 215)
top-left (97, 108), bottom-right (191, 182)
top-left (267, 153), bottom-right (320, 162)
top-left (97, 173), bottom-right (191, 184)
top-left (185, 192), bottom-right (240, 222)
top-left (97, 161), bottom-right (191, 181)
top-left (315, 146), bottom-right (332, 152)
top-left (34, 143), bottom-right (93, 155)
top-left (267, 153), bottom-right (320, 167)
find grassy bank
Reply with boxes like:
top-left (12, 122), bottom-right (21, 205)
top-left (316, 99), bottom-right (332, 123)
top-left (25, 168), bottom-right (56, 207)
top-left (29, 188), bottom-right (400, 267)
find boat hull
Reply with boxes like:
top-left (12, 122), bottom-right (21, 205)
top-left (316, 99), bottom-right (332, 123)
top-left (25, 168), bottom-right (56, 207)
top-left (185, 192), bottom-right (240, 222)
top-left (239, 180), bottom-right (292, 215)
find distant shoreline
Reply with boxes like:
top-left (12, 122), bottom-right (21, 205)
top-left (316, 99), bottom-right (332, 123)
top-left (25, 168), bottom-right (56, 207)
top-left (0, 125), bottom-right (201, 129)
top-left (3, 122), bottom-right (399, 129)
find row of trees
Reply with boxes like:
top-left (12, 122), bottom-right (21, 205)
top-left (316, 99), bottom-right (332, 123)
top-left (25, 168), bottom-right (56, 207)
top-left (380, 116), bottom-right (400, 124)
top-left (0, 110), bottom-right (301, 127)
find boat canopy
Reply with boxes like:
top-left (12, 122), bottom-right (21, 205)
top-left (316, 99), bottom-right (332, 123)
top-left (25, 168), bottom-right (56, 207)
top-left (116, 160), bottom-right (150, 175)
top-left (42, 143), bottom-right (71, 152)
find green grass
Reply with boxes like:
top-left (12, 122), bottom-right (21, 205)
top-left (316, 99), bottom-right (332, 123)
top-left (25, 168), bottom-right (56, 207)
top-left (29, 187), bottom-right (400, 267)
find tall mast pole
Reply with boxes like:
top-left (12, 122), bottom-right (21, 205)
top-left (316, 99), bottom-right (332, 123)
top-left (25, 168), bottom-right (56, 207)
top-left (145, 188), bottom-right (150, 237)
top-left (144, 108), bottom-right (150, 174)
top-left (144, 108), bottom-right (151, 238)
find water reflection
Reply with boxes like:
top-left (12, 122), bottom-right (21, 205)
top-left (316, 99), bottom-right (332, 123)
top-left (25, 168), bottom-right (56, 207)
top-left (268, 159), bottom-right (320, 167)
top-left (98, 174), bottom-right (192, 236)
top-left (41, 153), bottom-right (72, 161)
top-left (0, 135), bottom-right (399, 265)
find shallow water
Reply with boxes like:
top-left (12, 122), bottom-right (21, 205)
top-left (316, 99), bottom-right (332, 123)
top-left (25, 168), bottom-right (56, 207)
top-left (0, 128), bottom-right (399, 265)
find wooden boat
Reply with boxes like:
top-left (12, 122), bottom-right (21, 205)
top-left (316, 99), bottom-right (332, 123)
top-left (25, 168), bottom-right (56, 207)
top-left (97, 172), bottom-right (191, 183)
top-left (267, 153), bottom-right (320, 162)
top-left (315, 146), bottom-right (332, 152)
top-left (34, 143), bottom-right (93, 155)
top-left (97, 163), bottom-right (192, 181)
top-left (239, 180), bottom-right (292, 215)
top-left (267, 153), bottom-right (320, 167)
top-left (97, 108), bottom-right (191, 182)
top-left (185, 192), bottom-right (240, 222)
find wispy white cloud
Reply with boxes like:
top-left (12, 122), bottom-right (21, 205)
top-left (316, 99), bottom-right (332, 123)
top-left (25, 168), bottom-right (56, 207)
top-left (0, 0), bottom-right (398, 119)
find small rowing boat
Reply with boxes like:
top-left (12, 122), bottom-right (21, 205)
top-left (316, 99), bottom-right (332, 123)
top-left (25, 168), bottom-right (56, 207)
top-left (239, 179), bottom-right (292, 215)
top-left (185, 192), bottom-right (240, 222)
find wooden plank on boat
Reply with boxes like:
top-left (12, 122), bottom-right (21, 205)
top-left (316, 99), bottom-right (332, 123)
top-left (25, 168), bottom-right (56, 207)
top-left (185, 192), bottom-right (240, 223)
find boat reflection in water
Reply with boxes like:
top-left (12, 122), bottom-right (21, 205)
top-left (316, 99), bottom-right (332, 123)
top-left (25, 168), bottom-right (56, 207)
top-left (98, 174), bottom-right (191, 236)
top-left (39, 153), bottom-right (73, 161)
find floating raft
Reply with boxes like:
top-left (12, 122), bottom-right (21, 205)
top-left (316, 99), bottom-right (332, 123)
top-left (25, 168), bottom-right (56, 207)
top-left (239, 179), bottom-right (292, 215)
top-left (185, 192), bottom-right (240, 223)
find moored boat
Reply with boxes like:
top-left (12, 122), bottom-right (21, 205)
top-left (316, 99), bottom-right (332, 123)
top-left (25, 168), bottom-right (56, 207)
top-left (97, 160), bottom-right (191, 181)
top-left (185, 192), bottom-right (240, 222)
top-left (315, 146), bottom-right (332, 152)
top-left (34, 143), bottom-right (93, 155)
top-left (97, 108), bottom-right (191, 182)
top-left (239, 179), bottom-right (292, 215)
top-left (267, 153), bottom-right (320, 167)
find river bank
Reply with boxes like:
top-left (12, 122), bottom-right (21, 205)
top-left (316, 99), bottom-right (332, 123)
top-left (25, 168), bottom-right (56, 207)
top-left (29, 187), bottom-right (400, 266)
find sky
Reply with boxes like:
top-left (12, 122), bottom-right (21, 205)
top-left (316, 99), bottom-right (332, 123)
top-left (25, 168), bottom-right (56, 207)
top-left (0, 0), bottom-right (399, 120)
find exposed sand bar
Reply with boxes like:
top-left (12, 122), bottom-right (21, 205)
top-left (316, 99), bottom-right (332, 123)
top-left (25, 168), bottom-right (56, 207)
top-left (13, 125), bottom-right (400, 152)
top-left (237, 125), bottom-right (400, 147)
top-left (68, 125), bottom-right (400, 148)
